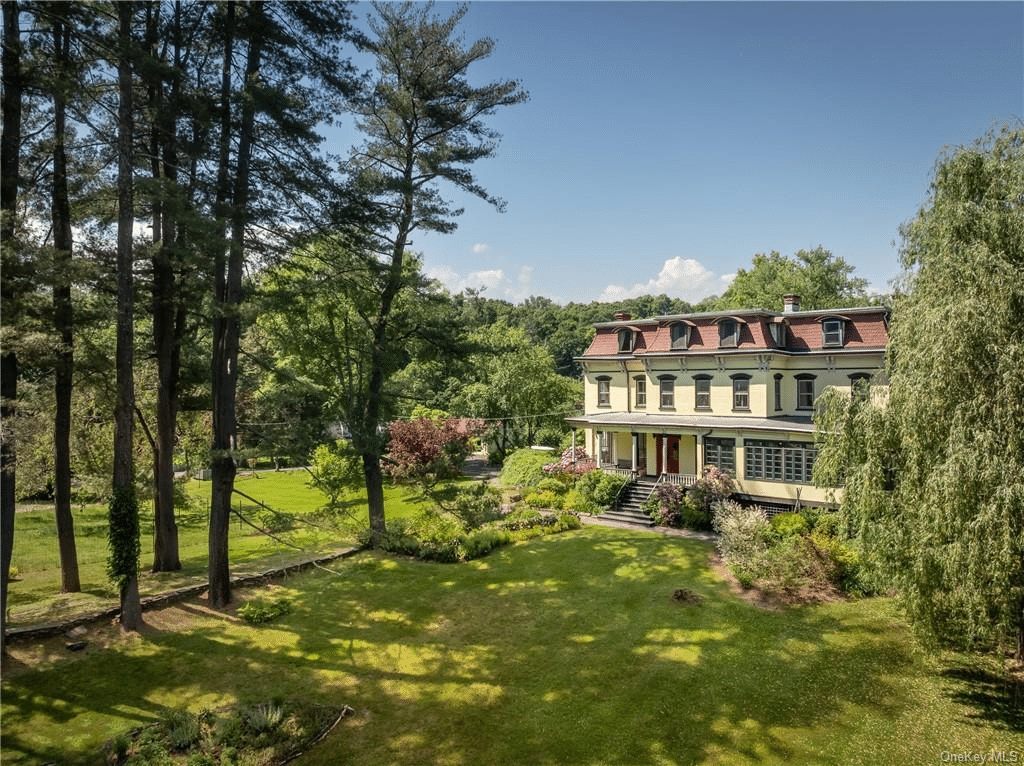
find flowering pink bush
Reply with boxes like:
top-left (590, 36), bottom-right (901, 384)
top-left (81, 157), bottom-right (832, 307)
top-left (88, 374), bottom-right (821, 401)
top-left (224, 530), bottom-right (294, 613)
top-left (542, 446), bottom-right (597, 476)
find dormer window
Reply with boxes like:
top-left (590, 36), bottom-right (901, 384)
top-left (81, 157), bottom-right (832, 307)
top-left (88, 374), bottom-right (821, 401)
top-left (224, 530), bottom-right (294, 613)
top-left (768, 320), bottom-right (786, 346)
top-left (718, 318), bottom-right (740, 348)
top-left (670, 322), bottom-right (690, 349)
top-left (617, 328), bottom-right (634, 352)
top-left (821, 318), bottom-right (845, 347)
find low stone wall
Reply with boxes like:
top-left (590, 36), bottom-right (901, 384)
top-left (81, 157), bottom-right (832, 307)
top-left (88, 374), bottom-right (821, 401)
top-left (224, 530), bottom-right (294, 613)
top-left (5, 546), bottom-right (363, 644)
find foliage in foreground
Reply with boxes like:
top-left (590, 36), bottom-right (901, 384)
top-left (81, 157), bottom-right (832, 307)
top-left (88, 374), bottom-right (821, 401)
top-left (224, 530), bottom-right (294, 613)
top-left (814, 125), bottom-right (1024, 658)
top-left (105, 701), bottom-right (348, 766)
top-left (713, 503), bottom-right (865, 597)
top-left (4, 527), bottom-right (1021, 765)
top-left (643, 466), bottom-right (736, 530)
top-left (369, 500), bottom-right (582, 563)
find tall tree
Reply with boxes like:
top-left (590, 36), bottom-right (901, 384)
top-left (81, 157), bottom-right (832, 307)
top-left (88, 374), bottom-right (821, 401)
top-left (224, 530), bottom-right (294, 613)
top-left (1, 0), bottom-right (24, 651)
top-left (815, 126), bottom-right (1024, 660)
top-left (716, 246), bottom-right (871, 311)
top-left (47, 2), bottom-right (82, 593)
top-left (206, 0), bottom-right (361, 606)
top-left (345, 0), bottom-right (527, 545)
top-left (109, 0), bottom-right (142, 630)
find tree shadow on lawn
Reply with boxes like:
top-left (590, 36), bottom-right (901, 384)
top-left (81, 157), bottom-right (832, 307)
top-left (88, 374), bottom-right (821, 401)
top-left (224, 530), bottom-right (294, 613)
top-left (0, 601), bottom-right (355, 766)
top-left (0, 527), bottom-right (987, 766)
top-left (941, 663), bottom-right (1024, 732)
top-left (282, 529), bottom-right (919, 765)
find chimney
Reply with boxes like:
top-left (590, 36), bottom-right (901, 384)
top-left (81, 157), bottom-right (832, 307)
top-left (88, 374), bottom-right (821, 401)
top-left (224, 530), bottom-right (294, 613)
top-left (613, 311), bottom-right (631, 322)
top-left (782, 294), bottom-right (801, 313)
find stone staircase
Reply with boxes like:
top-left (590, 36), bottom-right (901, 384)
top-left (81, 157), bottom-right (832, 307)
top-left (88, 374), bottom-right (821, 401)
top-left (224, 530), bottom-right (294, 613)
top-left (599, 476), bottom-right (659, 527)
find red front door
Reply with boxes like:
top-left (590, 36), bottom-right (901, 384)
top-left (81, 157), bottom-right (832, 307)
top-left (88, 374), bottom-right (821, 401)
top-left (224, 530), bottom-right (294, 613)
top-left (655, 436), bottom-right (680, 474)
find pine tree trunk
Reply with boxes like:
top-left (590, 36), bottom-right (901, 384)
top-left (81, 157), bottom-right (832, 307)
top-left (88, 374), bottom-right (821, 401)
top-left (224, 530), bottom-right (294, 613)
top-left (113, 0), bottom-right (141, 631)
top-left (150, 0), bottom-right (181, 572)
top-left (1, 0), bottom-right (23, 653)
top-left (51, 16), bottom-right (81, 593)
top-left (210, 0), bottom-right (262, 606)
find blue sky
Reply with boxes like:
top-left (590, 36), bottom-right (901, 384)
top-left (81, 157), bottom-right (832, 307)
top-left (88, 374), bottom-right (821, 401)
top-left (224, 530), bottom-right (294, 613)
top-left (328, 1), bottom-right (1023, 306)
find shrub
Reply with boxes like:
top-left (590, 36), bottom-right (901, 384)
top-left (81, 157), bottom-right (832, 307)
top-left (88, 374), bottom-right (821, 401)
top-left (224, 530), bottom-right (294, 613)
top-left (542, 446), bottom-right (597, 477)
top-left (500, 448), bottom-right (556, 487)
top-left (524, 489), bottom-right (563, 509)
top-left (812, 510), bottom-right (843, 540)
top-left (769, 512), bottom-right (809, 539)
top-left (574, 470), bottom-right (624, 509)
top-left (678, 495), bottom-right (712, 531)
top-left (647, 483), bottom-right (685, 527)
top-left (688, 465), bottom-right (736, 517)
top-left (555, 511), bottom-right (582, 530)
top-left (237, 597), bottom-right (293, 625)
top-left (712, 500), bottom-right (769, 564)
top-left (536, 477), bottom-right (568, 494)
top-left (447, 483), bottom-right (503, 530)
top-left (563, 489), bottom-right (599, 515)
top-left (810, 528), bottom-right (867, 594)
top-left (464, 528), bottom-right (513, 558)
top-left (380, 517), bottom-right (423, 557)
top-left (496, 509), bottom-right (543, 530)
top-left (161, 710), bottom-right (200, 751)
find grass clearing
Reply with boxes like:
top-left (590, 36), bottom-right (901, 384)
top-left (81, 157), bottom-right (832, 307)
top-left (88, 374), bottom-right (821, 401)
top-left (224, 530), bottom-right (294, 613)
top-left (6, 470), bottom-right (438, 626)
top-left (3, 526), bottom-right (1021, 765)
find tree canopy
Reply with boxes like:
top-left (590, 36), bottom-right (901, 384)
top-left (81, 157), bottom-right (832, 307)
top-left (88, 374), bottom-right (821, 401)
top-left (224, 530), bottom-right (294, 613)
top-left (716, 246), bottom-right (871, 311)
top-left (815, 125), bottom-right (1024, 659)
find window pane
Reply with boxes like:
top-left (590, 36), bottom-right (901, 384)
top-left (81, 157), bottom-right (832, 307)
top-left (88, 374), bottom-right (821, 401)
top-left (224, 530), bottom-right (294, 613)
top-left (660, 379), bottom-right (674, 408)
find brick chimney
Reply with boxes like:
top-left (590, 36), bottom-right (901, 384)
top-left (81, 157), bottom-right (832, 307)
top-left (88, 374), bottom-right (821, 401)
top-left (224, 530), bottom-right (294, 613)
top-left (782, 294), bottom-right (801, 313)
top-left (613, 311), bottom-right (631, 321)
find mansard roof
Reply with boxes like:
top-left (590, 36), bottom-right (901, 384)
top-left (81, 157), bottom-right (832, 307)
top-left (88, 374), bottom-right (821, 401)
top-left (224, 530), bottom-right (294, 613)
top-left (582, 304), bottom-right (889, 358)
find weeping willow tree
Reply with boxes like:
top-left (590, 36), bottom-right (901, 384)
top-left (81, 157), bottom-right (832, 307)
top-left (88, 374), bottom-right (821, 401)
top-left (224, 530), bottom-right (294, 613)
top-left (816, 125), bottom-right (1024, 660)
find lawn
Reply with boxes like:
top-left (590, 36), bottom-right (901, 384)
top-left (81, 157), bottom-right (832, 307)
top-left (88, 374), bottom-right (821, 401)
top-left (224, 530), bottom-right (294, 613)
top-left (3, 526), bottom-right (1021, 765)
top-left (5, 470), bottom-right (436, 627)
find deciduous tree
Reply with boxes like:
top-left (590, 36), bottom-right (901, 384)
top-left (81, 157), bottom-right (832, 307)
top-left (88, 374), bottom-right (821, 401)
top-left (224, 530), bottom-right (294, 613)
top-left (717, 246), bottom-right (870, 311)
top-left (815, 126), bottom-right (1024, 660)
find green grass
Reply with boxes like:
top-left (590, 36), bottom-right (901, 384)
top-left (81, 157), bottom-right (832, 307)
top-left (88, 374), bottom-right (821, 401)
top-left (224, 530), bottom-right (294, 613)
top-left (3, 526), bottom-right (1021, 765)
top-left (6, 470), bottom-right (436, 626)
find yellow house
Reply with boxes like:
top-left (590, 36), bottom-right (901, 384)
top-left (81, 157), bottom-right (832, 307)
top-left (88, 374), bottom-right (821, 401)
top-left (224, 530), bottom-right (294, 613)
top-left (566, 295), bottom-right (889, 514)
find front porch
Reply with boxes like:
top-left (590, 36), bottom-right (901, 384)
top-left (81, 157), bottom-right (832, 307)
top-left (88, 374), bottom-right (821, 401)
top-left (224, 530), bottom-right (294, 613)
top-left (595, 430), bottom-right (700, 484)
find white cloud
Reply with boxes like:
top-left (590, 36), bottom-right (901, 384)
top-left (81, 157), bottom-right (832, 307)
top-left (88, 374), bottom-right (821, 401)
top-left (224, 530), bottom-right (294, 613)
top-left (426, 263), bottom-right (537, 303)
top-left (471, 243), bottom-right (491, 254)
top-left (600, 257), bottom-right (720, 303)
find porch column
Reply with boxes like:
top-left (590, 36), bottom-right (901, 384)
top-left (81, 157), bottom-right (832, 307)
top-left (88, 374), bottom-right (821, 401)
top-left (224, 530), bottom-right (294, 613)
top-left (661, 433), bottom-right (669, 476)
top-left (631, 432), bottom-right (639, 473)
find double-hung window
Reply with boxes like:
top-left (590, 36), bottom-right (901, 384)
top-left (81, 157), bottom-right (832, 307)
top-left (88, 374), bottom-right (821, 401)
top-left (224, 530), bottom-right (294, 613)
top-left (718, 318), bottom-right (739, 348)
top-left (731, 374), bottom-right (751, 411)
top-left (822, 318), bottom-right (844, 347)
top-left (596, 376), bottom-right (611, 407)
top-left (659, 376), bottom-right (675, 409)
top-left (670, 323), bottom-right (689, 349)
top-left (634, 377), bottom-right (647, 408)
top-left (796, 374), bottom-right (816, 410)
top-left (773, 373), bottom-right (783, 412)
top-left (694, 375), bottom-right (712, 410)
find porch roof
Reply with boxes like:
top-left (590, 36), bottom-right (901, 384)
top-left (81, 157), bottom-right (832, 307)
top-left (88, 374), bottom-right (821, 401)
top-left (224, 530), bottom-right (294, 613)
top-left (565, 411), bottom-right (815, 435)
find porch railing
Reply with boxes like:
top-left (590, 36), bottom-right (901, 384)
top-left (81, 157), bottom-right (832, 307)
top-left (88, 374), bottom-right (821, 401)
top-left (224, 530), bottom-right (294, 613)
top-left (660, 473), bottom-right (699, 487)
